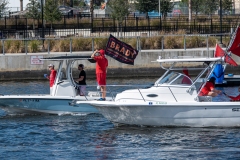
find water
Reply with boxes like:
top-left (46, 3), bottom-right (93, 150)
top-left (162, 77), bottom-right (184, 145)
top-left (1, 79), bottom-right (240, 159)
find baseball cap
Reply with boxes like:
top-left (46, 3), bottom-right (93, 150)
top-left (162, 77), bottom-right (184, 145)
top-left (208, 77), bottom-right (216, 83)
top-left (99, 49), bottom-right (105, 56)
top-left (48, 64), bottom-right (54, 67)
top-left (78, 64), bottom-right (84, 69)
top-left (208, 77), bottom-right (216, 81)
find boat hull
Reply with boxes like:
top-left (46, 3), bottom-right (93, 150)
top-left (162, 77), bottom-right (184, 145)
top-left (0, 96), bottom-right (98, 115)
top-left (91, 102), bottom-right (240, 127)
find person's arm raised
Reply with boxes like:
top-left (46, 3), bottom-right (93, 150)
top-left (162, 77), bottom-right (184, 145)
top-left (91, 50), bottom-right (99, 58)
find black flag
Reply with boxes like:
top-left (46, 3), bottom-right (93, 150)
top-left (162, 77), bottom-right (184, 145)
top-left (105, 34), bottom-right (139, 65)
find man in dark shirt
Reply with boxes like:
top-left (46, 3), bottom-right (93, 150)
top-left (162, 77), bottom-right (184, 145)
top-left (76, 64), bottom-right (86, 96)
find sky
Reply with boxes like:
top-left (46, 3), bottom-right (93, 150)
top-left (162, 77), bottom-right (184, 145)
top-left (8, 0), bottom-right (30, 11)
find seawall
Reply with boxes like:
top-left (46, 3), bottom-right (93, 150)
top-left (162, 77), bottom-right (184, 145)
top-left (0, 48), bottom-right (239, 80)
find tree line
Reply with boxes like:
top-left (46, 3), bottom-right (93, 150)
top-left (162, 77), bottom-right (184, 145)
top-left (185, 0), bottom-right (233, 16)
top-left (0, 0), bottom-right (235, 33)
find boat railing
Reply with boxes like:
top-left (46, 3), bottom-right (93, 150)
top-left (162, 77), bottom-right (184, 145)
top-left (197, 96), bottom-right (212, 102)
top-left (76, 84), bottom-right (195, 102)
top-left (75, 84), bottom-right (153, 101)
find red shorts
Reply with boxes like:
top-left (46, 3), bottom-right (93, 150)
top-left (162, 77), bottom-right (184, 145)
top-left (96, 73), bottom-right (106, 85)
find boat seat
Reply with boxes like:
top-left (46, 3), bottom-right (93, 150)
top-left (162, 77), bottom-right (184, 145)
top-left (197, 96), bottom-right (212, 102)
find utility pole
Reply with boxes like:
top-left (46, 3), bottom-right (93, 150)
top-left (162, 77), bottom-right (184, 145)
top-left (220, 0), bottom-right (223, 45)
top-left (41, 0), bottom-right (45, 49)
top-left (20, 0), bottom-right (23, 11)
top-left (90, 0), bottom-right (93, 32)
top-left (189, 0), bottom-right (192, 21)
top-left (159, 0), bottom-right (161, 17)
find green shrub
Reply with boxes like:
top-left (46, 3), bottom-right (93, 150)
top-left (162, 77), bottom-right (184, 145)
top-left (138, 19), bottom-right (148, 26)
top-left (58, 39), bottom-right (70, 52)
top-left (3, 40), bottom-right (24, 53)
top-left (222, 36), bottom-right (231, 47)
top-left (186, 36), bottom-right (204, 48)
top-left (28, 40), bottom-right (40, 53)
top-left (4, 40), bottom-right (12, 53)
top-left (116, 37), bottom-right (138, 50)
top-left (142, 37), bottom-right (161, 49)
top-left (207, 36), bottom-right (217, 47)
top-left (44, 39), bottom-right (57, 51)
top-left (125, 19), bottom-right (135, 26)
top-left (72, 38), bottom-right (92, 51)
top-left (128, 38), bottom-right (138, 50)
top-left (175, 36), bottom-right (184, 49)
top-left (140, 37), bottom-right (148, 49)
top-left (164, 36), bottom-right (177, 49)
top-left (94, 38), bottom-right (108, 50)
top-left (150, 19), bottom-right (161, 26)
top-left (12, 40), bottom-right (24, 53)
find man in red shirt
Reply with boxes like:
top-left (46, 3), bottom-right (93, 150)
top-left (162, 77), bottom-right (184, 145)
top-left (199, 77), bottom-right (221, 97)
top-left (44, 64), bottom-right (57, 95)
top-left (91, 49), bottom-right (108, 101)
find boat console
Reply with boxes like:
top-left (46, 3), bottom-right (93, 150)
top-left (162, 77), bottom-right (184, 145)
top-left (41, 56), bottom-right (95, 97)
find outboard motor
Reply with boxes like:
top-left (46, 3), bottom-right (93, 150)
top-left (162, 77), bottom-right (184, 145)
top-left (211, 64), bottom-right (224, 84)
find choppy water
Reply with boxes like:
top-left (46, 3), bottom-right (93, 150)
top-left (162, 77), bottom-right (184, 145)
top-left (1, 79), bottom-right (240, 159)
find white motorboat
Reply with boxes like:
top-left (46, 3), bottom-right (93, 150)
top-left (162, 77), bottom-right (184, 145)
top-left (0, 56), bottom-right (108, 115)
top-left (76, 56), bottom-right (240, 127)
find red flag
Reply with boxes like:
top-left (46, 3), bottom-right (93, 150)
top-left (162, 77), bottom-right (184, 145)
top-left (227, 27), bottom-right (240, 57)
top-left (225, 54), bottom-right (238, 66)
top-left (215, 44), bottom-right (238, 66)
top-left (223, 92), bottom-right (240, 101)
top-left (214, 44), bottom-right (225, 57)
top-left (229, 46), bottom-right (240, 56)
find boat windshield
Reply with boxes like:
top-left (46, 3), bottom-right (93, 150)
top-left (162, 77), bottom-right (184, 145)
top-left (156, 71), bottom-right (192, 85)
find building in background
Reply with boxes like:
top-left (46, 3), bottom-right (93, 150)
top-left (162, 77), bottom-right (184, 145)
top-left (8, 0), bottom-right (238, 15)
top-left (236, 0), bottom-right (240, 13)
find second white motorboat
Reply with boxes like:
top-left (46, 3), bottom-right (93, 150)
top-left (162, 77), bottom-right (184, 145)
top-left (76, 56), bottom-right (240, 127)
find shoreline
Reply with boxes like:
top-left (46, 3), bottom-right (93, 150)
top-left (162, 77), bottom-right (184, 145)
top-left (1, 49), bottom-right (240, 80)
top-left (0, 67), bottom-right (239, 81)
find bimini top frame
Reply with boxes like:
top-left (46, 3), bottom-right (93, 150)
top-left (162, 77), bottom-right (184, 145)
top-left (154, 56), bottom-right (225, 95)
top-left (40, 56), bottom-right (96, 63)
top-left (39, 56), bottom-right (96, 96)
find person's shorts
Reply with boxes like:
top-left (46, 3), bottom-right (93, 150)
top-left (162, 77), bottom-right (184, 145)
top-left (97, 73), bottom-right (106, 85)
top-left (79, 85), bottom-right (86, 96)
